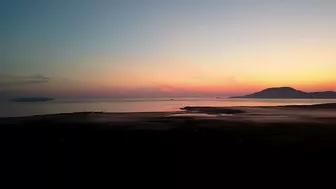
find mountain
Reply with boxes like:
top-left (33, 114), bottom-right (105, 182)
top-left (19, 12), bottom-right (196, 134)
top-left (230, 87), bottom-right (336, 99)
top-left (310, 91), bottom-right (336, 98)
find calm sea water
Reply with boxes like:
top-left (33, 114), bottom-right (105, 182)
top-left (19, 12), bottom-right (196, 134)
top-left (1, 97), bottom-right (336, 117)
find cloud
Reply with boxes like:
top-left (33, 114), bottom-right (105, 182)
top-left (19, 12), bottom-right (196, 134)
top-left (0, 74), bottom-right (50, 87)
top-left (25, 74), bottom-right (50, 84)
top-left (27, 74), bottom-right (50, 81)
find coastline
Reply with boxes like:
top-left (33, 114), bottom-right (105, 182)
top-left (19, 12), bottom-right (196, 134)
top-left (2, 103), bottom-right (336, 187)
top-left (2, 103), bottom-right (336, 125)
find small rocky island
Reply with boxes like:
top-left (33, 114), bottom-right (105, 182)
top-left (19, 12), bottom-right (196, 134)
top-left (230, 87), bottom-right (336, 99)
top-left (11, 97), bottom-right (54, 102)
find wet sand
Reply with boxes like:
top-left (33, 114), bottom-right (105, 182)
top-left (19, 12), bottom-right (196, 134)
top-left (1, 103), bottom-right (336, 188)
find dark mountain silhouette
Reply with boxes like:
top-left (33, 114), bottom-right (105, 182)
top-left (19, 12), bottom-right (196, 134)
top-left (230, 87), bottom-right (336, 99)
top-left (310, 91), bottom-right (336, 98)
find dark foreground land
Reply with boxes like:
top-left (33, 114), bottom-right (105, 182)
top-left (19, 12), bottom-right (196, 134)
top-left (2, 104), bottom-right (336, 188)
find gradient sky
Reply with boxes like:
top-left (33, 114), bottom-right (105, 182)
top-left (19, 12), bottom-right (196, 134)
top-left (1, 0), bottom-right (336, 98)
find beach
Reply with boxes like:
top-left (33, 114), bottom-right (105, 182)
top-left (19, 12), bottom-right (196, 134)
top-left (1, 103), bottom-right (336, 187)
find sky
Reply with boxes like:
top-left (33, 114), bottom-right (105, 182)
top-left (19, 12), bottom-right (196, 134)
top-left (1, 0), bottom-right (336, 98)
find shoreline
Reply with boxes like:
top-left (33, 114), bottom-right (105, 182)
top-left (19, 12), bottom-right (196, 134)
top-left (2, 102), bottom-right (336, 125)
top-left (2, 103), bottom-right (336, 187)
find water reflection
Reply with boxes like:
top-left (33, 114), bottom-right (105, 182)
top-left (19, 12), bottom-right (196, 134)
top-left (1, 97), bottom-right (336, 117)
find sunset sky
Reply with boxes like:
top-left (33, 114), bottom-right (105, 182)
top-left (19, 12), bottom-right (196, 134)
top-left (1, 0), bottom-right (336, 98)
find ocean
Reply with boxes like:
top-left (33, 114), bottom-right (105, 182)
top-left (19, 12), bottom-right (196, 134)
top-left (1, 97), bottom-right (336, 117)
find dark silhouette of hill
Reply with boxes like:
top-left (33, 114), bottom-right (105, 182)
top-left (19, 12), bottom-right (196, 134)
top-left (310, 91), bottom-right (336, 98)
top-left (230, 87), bottom-right (336, 98)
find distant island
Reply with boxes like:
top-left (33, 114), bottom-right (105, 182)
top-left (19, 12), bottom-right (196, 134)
top-left (230, 87), bottom-right (336, 99)
top-left (11, 97), bottom-right (54, 102)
